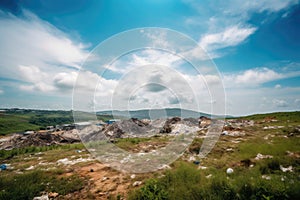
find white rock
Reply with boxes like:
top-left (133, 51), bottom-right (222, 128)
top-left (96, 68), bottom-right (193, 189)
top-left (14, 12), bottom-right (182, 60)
top-left (198, 166), bottom-right (207, 170)
top-left (255, 153), bottom-right (273, 160)
top-left (262, 175), bottom-right (271, 180)
top-left (226, 168), bottom-right (234, 174)
top-left (280, 165), bottom-right (293, 172)
top-left (33, 194), bottom-right (49, 200)
top-left (25, 165), bottom-right (34, 170)
top-left (222, 131), bottom-right (228, 135)
top-left (130, 174), bottom-right (136, 179)
top-left (189, 156), bottom-right (196, 162)
top-left (133, 181), bottom-right (142, 187)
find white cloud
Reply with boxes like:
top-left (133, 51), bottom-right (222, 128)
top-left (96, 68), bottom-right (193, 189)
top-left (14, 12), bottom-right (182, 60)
top-left (199, 25), bottom-right (257, 50)
top-left (184, 0), bottom-right (299, 54)
top-left (0, 10), bottom-right (89, 81)
top-left (0, 89), bottom-right (3, 94)
top-left (275, 84), bottom-right (281, 89)
top-left (107, 49), bottom-right (182, 74)
top-left (224, 68), bottom-right (286, 87)
top-left (224, 0), bottom-right (299, 14)
top-left (53, 72), bottom-right (78, 90)
top-left (19, 65), bottom-right (47, 83)
top-left (18, 65), bottom-right (56, 92)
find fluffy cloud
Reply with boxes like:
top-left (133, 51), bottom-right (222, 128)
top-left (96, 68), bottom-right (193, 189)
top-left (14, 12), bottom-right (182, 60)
top-left (0, 10), bottom-right (89, 81)
top-left (0, 89), bottom-right (3, 94)
top-left (199, 25), bottom-right (257, 50)
top-left (107, 49), bottom-right (182, 74)
top-left (184, 0), bottom-right (298, 54)
top-left (224, 68), bottom-right (288, 88)
top-left (18, 65), bottom-right (56, 92)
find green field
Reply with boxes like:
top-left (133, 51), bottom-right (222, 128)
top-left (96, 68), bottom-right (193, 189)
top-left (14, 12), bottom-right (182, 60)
top-left (0, 109), bottom-right (114, 135)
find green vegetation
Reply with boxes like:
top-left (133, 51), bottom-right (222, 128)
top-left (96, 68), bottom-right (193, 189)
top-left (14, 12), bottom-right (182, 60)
top-left (240, 111), bottom-right (300, 122)
top-left (0, 108), bottom-right (116, 135)
top-left (0, 114), bottom-right (40, 135)
top-left (0, 170), bottom-right (85, 200)
top-left (129, 162), bottom-right (300, 200)
top-left (0, 143), bottom-right (84, 161)
top-left (28, 116), bottom-right (73, 127)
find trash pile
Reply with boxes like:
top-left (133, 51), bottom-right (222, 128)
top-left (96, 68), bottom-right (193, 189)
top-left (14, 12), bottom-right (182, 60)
top-left (0, 130), bottom-right (80, 150)
top-left (82, 117), bottom-right (202, 140)
top-left (221, 119), bottom-right (254, 136)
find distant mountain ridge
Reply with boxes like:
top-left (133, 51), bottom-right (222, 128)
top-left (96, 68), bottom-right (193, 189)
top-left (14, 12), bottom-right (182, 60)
top-left (97, 108), bottom-right (214, 119)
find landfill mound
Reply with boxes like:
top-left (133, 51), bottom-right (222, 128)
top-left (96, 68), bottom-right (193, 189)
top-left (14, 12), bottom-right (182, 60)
top-left (81, 117), bottom-right (202, 141)
top-left (0, 130), bottom-right (80, 150)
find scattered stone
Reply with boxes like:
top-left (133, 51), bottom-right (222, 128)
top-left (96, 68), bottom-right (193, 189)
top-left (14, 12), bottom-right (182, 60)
top-left (57, 157), bottom-right (94, 165)
top-left (90, 168), bottom-right (94, 172)
top-left (222, 131), bottom-right (228, 135)
top-left (205, 174), bottom-right (212, 179)
top-left (189, 156), bottom-right (196, 162)
top-left (255, 153), bottom-right (273, 160)
top-left (261, 175), bottom-right (271, 180)
top-left (226, 168), bottom-right (234, 174)
top-left (132, 181), bottom-right (142, 187)
top-left (102, 177), bottom-right (109, 181)
top-left (25, 165), bottom-right (34, 170)
top-left (33, 194), bottom-right (49, 200)
top-left (48, 192), bottom-right (59, 198)
top-left (280, 165), bottom-right (293, 172)
top-left (198, 166), bottom-right (207, 170)
top-left (130, 174), bottom-right (136, 179)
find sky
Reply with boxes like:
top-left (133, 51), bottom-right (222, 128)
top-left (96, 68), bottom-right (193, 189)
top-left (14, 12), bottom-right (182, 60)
top-left (0, 0), bottom-right (299, 116)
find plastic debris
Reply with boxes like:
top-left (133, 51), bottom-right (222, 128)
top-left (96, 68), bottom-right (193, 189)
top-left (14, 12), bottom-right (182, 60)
top-left (0, 164), bottom-right (7, 170)
top-left (193, 160), bottom-right (200, 165)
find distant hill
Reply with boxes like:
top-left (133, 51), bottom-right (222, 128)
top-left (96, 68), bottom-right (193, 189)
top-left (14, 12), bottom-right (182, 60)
top-left (97, 108), bottom-right (213, 119)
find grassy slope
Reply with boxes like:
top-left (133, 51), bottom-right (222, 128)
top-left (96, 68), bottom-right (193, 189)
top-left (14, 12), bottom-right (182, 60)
top-left (0, 113), bottom-right (40, 135)
top-left (0, 109), bottom-right (115, 135)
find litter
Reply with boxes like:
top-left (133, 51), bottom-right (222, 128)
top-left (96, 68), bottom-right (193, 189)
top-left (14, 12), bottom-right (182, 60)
top-left (0, 164), bottom-right (7, 170)
top-left (193, 160), bottom-right (200, 165)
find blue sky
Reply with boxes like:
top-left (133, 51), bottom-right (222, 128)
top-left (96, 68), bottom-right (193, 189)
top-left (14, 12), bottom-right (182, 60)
top-left (0, 0), bottom-right (299, 115)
